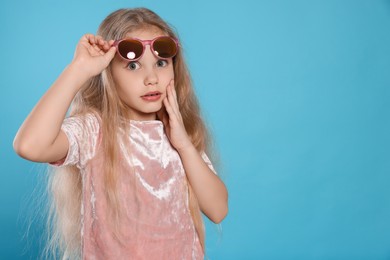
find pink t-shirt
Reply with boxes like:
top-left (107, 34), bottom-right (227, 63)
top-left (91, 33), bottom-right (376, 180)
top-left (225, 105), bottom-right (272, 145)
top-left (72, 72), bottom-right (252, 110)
top-left (53, 113), bottom-right (215, 260)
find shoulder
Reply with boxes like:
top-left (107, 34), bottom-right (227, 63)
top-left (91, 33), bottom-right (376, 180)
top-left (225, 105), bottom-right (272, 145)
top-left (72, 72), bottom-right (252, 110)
top-left (61, 111), bottom-right (103, 149)
top-left (62, 111), bottom-right (101, 137)
top-left (55, 111), bottom-right (102, 168)
top-left (64, 111), bottom-right (101, 127)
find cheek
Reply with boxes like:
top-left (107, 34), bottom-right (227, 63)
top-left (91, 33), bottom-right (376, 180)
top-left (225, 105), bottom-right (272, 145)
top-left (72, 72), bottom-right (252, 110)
top-left (160, 74), bottom-right (174, 93)
top-left (161, 67), bottom-right (175, 82)
top-left (114, 71), bottom-right (142, 89)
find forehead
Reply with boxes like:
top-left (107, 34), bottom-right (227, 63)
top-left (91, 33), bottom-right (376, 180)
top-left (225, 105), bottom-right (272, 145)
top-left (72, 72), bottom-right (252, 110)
top-left (124, 26), bottom-right (167, 40)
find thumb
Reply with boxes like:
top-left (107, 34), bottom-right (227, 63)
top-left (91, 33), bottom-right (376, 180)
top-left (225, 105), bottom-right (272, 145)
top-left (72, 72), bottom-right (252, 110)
top-left (103, 46), bottom-right (117, 62)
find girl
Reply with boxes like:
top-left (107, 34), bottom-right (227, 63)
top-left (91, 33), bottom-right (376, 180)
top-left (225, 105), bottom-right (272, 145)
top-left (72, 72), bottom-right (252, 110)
top-left (14, 7), bottom-right (228, 260)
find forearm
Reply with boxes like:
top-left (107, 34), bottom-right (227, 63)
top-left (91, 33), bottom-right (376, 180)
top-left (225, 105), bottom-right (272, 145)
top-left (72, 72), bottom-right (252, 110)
top-left (14, 62), bottom-right (90, 161)
top-left (178, 145), bottom-right (228, 223)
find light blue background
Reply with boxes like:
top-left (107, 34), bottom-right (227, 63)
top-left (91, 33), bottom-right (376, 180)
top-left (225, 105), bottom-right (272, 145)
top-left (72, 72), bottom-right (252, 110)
top-left (1, 0), bottom-right (390, 259)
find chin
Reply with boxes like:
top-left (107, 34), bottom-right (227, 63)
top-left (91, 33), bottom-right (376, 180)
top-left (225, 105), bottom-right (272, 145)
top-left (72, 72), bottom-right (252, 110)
top-left (140, 106), bottom-right (163, 116)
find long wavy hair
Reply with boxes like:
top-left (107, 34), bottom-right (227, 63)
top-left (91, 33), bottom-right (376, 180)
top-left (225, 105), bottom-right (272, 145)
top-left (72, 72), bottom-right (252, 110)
top-left (43, 8), bottom-right (212, 259)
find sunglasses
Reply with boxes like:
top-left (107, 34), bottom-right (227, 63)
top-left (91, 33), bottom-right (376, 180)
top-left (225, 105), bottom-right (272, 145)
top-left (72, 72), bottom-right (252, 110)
top-left (114, 36), bottom-right (179, 61)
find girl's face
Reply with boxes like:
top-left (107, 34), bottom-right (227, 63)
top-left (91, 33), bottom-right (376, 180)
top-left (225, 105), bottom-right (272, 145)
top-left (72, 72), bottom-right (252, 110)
top-left (111, 27), bottom-right (175, 121)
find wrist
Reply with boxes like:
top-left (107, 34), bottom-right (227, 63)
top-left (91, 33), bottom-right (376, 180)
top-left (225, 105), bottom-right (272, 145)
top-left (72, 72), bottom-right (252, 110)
top-left (69, 58), bottom-right (98, 79)
top-left (176, 142), bottom-right (197, 156)
top-left (66, 61), bottom-right (94, 87)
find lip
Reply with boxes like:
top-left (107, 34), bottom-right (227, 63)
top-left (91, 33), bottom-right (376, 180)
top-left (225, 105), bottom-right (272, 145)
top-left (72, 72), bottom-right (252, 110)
top-left (141, 91), bottom-right (162, 101)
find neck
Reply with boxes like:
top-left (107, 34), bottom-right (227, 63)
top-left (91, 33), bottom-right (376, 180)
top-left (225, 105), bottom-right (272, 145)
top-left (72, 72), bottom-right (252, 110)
top-left (128, 112), bottom-right (157, 121)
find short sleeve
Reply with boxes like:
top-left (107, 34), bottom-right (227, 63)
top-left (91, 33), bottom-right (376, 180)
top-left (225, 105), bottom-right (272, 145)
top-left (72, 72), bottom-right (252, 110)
top-left (50, 113), bottom-right (100, 169)
top-left (201, 152), bottom-right (217, 175)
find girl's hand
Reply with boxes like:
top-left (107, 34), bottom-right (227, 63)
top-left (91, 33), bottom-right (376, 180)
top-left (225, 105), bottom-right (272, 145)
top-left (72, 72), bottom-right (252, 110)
top-left (157, 80), bottom-right (194, 152)
top-left (72, 34), bottom-right (116, 77)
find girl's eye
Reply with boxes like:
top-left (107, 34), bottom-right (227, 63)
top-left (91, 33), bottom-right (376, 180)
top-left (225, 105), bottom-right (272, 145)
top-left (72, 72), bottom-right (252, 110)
top-left (127, 61), bottom-right (140, 70)
top-left (156, 59), bottom-right (168, 67)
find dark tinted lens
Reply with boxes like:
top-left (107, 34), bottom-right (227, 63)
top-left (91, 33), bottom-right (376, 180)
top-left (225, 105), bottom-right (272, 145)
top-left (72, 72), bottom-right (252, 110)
top-left (153, 37), bottom-right (177, 58)
top-left (118, 39), bottom-right (143, 60)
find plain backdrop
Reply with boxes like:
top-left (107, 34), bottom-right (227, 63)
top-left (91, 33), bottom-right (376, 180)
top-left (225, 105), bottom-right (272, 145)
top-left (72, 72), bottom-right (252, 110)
top-left (1, 0), bottom-right (390, 259)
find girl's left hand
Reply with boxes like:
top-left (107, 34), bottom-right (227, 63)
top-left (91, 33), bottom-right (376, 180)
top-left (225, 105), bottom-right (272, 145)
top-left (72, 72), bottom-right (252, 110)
top-left (157, 80), bottom-right (193, 152)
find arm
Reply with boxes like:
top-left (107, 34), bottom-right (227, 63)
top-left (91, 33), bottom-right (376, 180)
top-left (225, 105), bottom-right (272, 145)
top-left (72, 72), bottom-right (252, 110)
top-left (13, 34), bottom-right (116, 163)
top-left (178, 146), bottom-right (228, 223)
top-left (158, 81), bottom-right (228, 223)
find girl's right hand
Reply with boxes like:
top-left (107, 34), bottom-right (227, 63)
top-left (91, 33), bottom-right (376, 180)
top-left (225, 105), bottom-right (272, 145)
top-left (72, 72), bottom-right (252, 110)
top-left (72, 34), bottom-right (117, 77)
top-left (13, 34), bottom-right (116, 163)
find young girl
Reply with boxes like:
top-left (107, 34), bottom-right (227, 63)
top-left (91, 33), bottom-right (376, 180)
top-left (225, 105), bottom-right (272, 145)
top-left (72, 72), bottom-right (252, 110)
top-left (14, 7), bottom-right (228, 260)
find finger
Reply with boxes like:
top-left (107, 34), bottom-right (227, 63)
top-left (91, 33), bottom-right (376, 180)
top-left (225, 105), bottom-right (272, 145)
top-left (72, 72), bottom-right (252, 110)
top-left (163, 97), bottom-right (176, 119)
top-left (88, 44), bottom-right (103, 56)
top-left (93, 38), bottom-right (104, 47)
top-left (85, 34), bottom-right (97, 45)
top-left (106, 40), bottom-right (115, 48)
top-left (95, 35), bottom-right (104, 43)
top-left (90, 39), bottom-right (109, 55)
top-left (96, 41), bottom-right (105, 50)
top-left (92, 44), bottom-right (102, 52)
top-left (167, 82), bottom-right (181, 118)
top-left (96, 36), bottom-right (109, 50)
top-left (94, 37), bottom-right (114, 52)
top-left (102, 46), bottom-right (116, 63)
top-left (165, 85), bottom-right (177, 117)
top-left (165, 97), bottom-right (182, 126)
top-left (170, 81), bottom-right (180, 113)
top-left (97, 36), bottom-right (109, 49)
top-left (86, 44), bottom-right (98, 54)
top-left (95, 45), bottom-right (105, 55)
top-left (170, 79), bottom-right (177, 101)
top-left (101, 41), bottom-right (111, 52)
top-left (80, 34), bottom-right (95, 49)
top-left (83, 33), bottom-right (94, 41)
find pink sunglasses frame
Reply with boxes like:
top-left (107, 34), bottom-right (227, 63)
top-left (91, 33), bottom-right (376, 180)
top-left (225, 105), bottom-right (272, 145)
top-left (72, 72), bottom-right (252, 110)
top-left (113, 36), bottom-right (179, 61)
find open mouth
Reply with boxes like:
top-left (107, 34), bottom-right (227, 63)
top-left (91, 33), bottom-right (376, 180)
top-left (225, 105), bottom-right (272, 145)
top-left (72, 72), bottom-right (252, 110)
top-left (141, 91), bottom-right (162, 101)
top-left (142, 92), bottom-right (161, 97)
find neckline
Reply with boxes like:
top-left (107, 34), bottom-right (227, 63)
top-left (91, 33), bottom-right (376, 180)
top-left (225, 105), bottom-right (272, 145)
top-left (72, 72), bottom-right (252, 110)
top-left (129, 119), bottom-right (163, 125)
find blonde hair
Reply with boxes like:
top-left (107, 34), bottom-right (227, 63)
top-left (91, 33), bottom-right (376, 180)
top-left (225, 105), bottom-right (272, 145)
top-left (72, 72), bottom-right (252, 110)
top-left (44, 8), bottom-right (212, 259)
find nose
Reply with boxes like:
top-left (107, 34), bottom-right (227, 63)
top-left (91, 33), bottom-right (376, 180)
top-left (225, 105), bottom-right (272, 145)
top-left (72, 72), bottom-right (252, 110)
top-left (143, 46), bottom-right (159, 86)
top-left (144, 68), bottom-right (158, 86)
